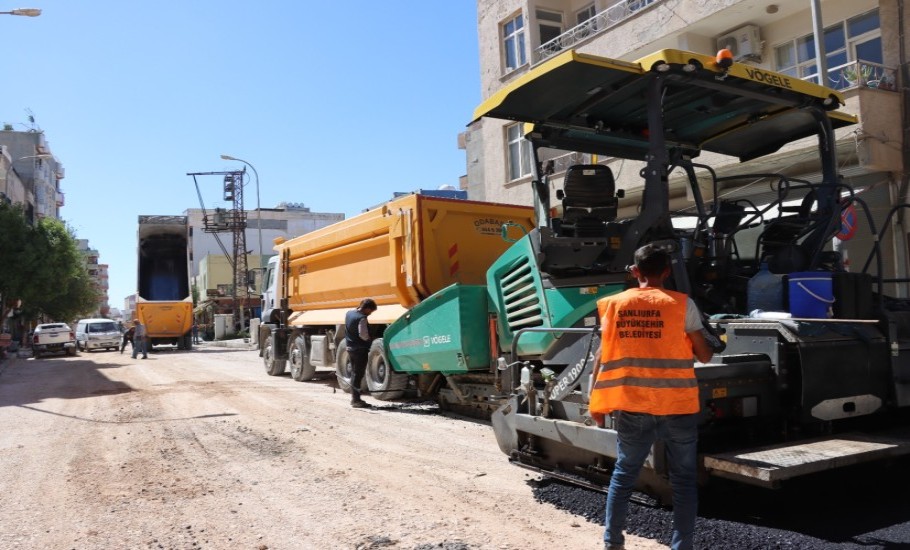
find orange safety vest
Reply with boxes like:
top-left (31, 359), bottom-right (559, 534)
top-left (590, 287), bottom-right (698, 416)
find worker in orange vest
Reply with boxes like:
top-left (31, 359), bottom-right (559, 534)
top-left (591, 243), bottom-right (713, 550)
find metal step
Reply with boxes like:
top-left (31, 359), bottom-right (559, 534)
top-left (703, 429), bottom-right (910, 487)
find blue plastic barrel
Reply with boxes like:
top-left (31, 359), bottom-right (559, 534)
top-left (788, 272), bottom-right (834, 318)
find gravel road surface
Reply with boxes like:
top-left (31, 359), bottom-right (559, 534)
top-left (0, 346), bottom-right (664, 550)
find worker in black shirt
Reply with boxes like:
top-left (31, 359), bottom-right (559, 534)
top-left (344, 298), bottom-right (377, 408)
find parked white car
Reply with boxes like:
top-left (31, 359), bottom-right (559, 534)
top-left (75, 318), bottom-right (121, 352)
top-left (32, 323), bottom-right (77, 358)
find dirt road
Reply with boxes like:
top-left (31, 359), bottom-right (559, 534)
top-left (0, 347), bottom-right (664, 550)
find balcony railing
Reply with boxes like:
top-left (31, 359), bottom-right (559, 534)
top-left (534, 0), bottom-right (661, 63)
top-left (803, 60), bottom-right (898, 92)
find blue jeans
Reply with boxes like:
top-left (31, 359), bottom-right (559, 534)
top-left (605, 411), bottom-right (698, 550)
top-left (131, 338), bottom-right (148, 359)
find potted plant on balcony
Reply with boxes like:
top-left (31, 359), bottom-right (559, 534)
top-left (842, 63), bottom-right (874, 87)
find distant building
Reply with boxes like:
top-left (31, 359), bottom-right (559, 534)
top-left (0, 130), bottom-right (65, 223)
top-left (122, 294), bottom-right (137, 323)
top-left (76, 239), bottom-right (111, 317)
top-left (185, 202), bottom-right (343, 295)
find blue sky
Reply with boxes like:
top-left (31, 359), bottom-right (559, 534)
top-left (1, 1), bottom-right (480, 310)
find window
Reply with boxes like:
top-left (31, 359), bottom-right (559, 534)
top-left (536, 9), bottom-right (563, 47)
top-left (774, 9), bottom-right (881, 89)
top-left (577, 4), bottom-right (596, 26)
top-left (507, 123), bottom-right (532, 181)
top-left (502, 13), bottom-right (526, 71)
top-left (576, 4), bottom-right (597, 34)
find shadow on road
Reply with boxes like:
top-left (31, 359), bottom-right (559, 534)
top-left (0, 354), bottom-right (133, 407)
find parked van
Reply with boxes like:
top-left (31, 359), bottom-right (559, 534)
top-left (75, 318), bottom-right (121, 352)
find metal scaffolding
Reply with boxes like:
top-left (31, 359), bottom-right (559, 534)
top-left (187, 169), bottom-right (249, 331)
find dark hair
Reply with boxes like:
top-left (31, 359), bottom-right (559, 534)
top-left (633, 243), bottom-right (671, 277)
top-left (359, 298), bottom-right (377, 311)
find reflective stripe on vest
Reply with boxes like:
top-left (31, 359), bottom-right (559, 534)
top-left (601, 357), bottom-right (693, 370)
top-left (589, 287), bottom-right (698, 415)
top-left (593, 376), bottom-right (698, 389)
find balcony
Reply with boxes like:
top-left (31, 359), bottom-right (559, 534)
top-left (56, 191), bottom-right (64, 207)
top-left (827, 60), bottom-right (897, 92)
top-left (534, 0), bottom-right (661, 63)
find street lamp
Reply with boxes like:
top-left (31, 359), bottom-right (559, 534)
top-left (2, 153), bottom-right (52, 203)
top-left (0, 8), bottom-right (42, 16)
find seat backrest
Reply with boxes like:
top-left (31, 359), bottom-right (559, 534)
top-left (563, 164), bottom-right (616, 209)
top-left (559, 165), bottom-right (618, 237)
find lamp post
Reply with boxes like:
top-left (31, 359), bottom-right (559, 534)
top-left (2, 154), bottom-right (52, 204)
top-left (0, 8), bottom-right (42, 16)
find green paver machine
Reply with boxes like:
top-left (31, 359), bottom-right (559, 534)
top-left (446, 48), bottom-right (910, 499)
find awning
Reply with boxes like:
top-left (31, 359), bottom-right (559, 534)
top-left (473, 49), bottom-right (857, 162)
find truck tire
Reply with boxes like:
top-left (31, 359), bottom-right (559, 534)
top-left (335, 344), bottom-right (369, 393)
top-left (366, 338), bottom-right (407, 400)
top-left (66, 346), bottom-right (77, 357)
top-left (289, 336), bottom-right (315, 382)
top-left (335, 345), bottom-right (354, 393)
top-left (183, 333), bottom-right (193, 351)
top-left (262, 337), bottom-right (286, 376)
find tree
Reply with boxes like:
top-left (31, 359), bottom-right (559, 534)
top-left (18, 217), bottom-right (99, 322)
top-left (0, 203), bottom-right (33, 326)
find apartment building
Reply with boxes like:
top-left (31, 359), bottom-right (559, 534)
top-left (77, 239), bottom-right (111, 317)
top-left (466, 0), bottom-right (907, 286)
top-left (0, 130), bottom-right (65, 223)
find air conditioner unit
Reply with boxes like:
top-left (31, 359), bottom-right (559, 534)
top-left (716, 24), bottom-right (762, 62)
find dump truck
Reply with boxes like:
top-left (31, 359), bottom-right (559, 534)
top-left (258, 193), bottom-right (536, 400)
top-left (136, 215), bottom-right (193, 349)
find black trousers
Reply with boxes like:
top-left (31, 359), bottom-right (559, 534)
top-left (348, 348), bottom-right (369, 401)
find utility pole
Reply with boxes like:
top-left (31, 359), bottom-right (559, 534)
top-left (187, 169), bottom-right (248, 335)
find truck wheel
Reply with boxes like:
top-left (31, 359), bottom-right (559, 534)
top-left (366, 338), bottom-right (407, 400)
top-left (66, 346), bottom-right (77, 357)
top-left (289, 336), bottom-right (315, 382)
top-left (335, 346), bottom-right (353, 393)
top-left (262, 337), bottom-right (286, 376)
top-left (183, 334), bottom-right (193, 351)
top-left (33, 351), bottom-right (41, 359)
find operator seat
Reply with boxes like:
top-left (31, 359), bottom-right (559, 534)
top-left (559, 164), bottom-right (618, 238)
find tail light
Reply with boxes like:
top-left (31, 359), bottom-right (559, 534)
top-left (70, 331), bottom-right (75, 340)
top-left (33, 334), bottom-right (39, 344)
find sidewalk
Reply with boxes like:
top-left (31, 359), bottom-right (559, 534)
top-left (204, 338), bottom-right (257, 350)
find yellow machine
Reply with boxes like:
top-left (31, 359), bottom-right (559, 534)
top-left (259, 193), bottom-right (535, 393)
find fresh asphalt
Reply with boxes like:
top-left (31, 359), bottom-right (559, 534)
top-left (533, 455), bottom-right (910, 548)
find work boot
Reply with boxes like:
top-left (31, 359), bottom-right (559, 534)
top-left (351, 400), bottom-right (370, 409)
top-left (605, 544), bottom-right (624, 550)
